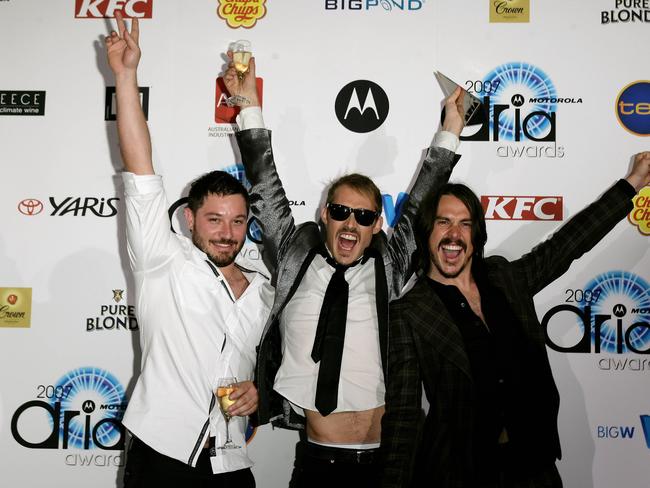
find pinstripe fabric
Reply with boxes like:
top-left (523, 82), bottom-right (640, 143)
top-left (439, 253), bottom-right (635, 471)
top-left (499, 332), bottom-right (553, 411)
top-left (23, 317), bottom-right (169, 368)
top-left (235, 128), bottom-right (460, 428)
top-left (381, 180), bottom-right (636, 488)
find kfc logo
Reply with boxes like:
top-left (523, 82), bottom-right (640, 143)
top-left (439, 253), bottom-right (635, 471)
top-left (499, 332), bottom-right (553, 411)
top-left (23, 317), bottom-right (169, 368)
top-left (75, 0), bottom-right (153, 18)
top-left (482, 196), bottom-right (563, 221)
top-left (215, 77), bottom-right (263, 124)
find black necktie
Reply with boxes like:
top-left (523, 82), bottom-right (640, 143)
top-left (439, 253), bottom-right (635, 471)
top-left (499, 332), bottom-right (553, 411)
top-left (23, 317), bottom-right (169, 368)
top-left (311, 251), bottom-right (359, 416)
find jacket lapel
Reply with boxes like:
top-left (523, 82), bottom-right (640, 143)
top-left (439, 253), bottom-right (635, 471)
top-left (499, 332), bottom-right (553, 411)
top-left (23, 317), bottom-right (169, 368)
top-left (404, 279), bottom-right (472, 380)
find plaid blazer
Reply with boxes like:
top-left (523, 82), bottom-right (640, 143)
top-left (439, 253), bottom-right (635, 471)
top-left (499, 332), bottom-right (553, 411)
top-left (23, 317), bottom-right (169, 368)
top-left (235, 128), bottom-right (460, 428)
top-left (380, 179), bottom-right (635, 488)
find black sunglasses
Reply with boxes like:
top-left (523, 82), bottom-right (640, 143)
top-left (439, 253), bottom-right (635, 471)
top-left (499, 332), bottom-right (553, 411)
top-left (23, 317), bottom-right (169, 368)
top-left (326, 203), bottom-right (379, 227)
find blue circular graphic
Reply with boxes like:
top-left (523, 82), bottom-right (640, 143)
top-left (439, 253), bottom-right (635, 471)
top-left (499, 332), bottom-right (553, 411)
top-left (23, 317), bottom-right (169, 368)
top-left (616, 81), bottom-right (650, 136)
top-left (224, 164), bottom-right (262, 242)
top-left (482, 62), bottom-right (557, 141)
top-left (49, 367), bottom-right (126, 449)
top-left (580, 271), bottom-right (650, 353)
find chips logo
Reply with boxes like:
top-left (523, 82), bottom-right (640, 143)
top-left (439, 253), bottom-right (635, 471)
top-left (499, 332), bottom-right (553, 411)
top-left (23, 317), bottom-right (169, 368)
top-left (214, 77), bottom-right (264, 124)
top-left (629, 187), bottom-right (650, 235)
top-left (75, 0), bottom-right (153, 18)
top-left (489, 0), bottom-right (530, 23)
top-left (616, 81), bottom-right (650, 136)
top-left (481, 196), bottom-right (563, 221)
top-left (217, 0), bottom-right (266, 29)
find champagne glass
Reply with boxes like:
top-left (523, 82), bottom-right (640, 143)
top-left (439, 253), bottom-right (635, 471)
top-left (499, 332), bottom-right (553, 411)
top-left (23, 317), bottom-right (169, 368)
top-left (215, 377), bottom-right (241, 450)
top-left (231, 40), bottom-right (252, 81)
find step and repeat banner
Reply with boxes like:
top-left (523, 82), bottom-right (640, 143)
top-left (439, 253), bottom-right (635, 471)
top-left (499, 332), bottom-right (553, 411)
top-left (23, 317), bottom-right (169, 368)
top-left (1, 1), bottom-right (649, 487)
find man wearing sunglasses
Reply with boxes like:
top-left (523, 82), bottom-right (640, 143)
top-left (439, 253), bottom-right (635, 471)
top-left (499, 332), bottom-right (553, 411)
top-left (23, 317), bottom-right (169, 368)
top-left (224, 58), bottom-right (465, 487)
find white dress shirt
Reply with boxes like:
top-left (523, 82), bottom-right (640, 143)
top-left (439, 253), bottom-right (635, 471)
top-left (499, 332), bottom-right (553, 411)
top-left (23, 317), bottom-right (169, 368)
top-left (120, 173), bottom-right (273, 473)
top-left (274, 255), bottom-right (385, 414)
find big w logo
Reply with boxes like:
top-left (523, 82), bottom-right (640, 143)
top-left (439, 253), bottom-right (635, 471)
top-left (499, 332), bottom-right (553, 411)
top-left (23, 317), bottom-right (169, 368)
top-left (641, 415), bottom-right (650, 449)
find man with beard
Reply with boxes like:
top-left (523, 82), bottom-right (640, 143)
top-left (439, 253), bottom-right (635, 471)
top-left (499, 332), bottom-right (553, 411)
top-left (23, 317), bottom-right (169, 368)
top-left (105, 14), bottom-right (272, 487)
top-left (223, 55), bottom-right (465, 487)
top-left (380, 153), bottom-right (650, 488)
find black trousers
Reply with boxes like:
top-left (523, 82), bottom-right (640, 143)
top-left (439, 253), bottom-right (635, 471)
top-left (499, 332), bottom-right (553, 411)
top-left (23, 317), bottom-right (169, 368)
top-left (477, 445), bottom-right (563, 488)
top-left (289, 440), bottom-right (380, 488)
top-left (124, 436), bottom-right (255, 488)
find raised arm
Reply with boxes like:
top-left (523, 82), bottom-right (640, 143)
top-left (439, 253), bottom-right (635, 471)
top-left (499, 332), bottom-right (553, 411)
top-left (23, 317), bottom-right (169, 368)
top-left (387, 89), bottom-right (466, 296)
top-left (513, 152), bottom-right (650, 295)
top-left (224, 56), bottom-right (296, 269)
top-left (106, 14), bottom-right (178, 271)
top-left (106, 12), bottom-right (152, 175)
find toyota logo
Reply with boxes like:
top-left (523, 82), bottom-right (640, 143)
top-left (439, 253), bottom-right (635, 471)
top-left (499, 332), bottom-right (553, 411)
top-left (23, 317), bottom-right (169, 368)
top-left (18, 199), bottom-right (44, 216)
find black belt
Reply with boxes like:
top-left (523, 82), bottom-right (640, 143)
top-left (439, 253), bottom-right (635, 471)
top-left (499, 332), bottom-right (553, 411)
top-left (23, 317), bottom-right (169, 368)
top-left (304, 442), bottom-right (378, 465)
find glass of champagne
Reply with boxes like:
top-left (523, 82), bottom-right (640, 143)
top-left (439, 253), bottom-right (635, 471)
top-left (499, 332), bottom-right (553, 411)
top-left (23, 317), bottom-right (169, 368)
top-left (216, 377), bottom-right (241, 450)
top-left (231, 40), bottom-right (252, 81)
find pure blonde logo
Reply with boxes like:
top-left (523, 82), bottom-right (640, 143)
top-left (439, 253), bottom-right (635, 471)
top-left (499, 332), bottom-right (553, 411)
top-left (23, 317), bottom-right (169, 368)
top-left (217, 0), bottom-right (266, 29)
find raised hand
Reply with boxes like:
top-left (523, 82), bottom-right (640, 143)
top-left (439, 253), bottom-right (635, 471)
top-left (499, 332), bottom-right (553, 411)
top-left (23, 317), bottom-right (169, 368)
top-left (105, 11), bottom-right (140, 77)
top-left (223, 52), bottom-right (260, 108)
top-left (626, 151), bottom-right (650, 192)
top-left (441, 86), bottom-right (466, 137)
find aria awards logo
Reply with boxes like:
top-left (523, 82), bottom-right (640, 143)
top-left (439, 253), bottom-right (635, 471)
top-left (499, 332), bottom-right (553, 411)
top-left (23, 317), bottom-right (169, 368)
top-left (11, 367), bottom-right (127, 454)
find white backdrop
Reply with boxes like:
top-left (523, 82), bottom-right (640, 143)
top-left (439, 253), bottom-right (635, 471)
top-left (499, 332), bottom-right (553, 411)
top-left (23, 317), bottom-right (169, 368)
top-left (1, 1), bottom-right (649, 487)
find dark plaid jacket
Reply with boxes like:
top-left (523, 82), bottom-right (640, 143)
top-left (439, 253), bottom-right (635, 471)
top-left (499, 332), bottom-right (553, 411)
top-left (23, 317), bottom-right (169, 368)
top-left (235, 128), bottom-right (459, 428)
top-left (380, 180), bottom-right (636, 487)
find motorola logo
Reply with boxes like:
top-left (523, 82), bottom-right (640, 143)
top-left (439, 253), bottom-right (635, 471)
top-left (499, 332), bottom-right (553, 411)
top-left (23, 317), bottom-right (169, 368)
top-left (511, 94), bottom-right (525, 107)
top-left (335, 80), bottom-right (389, 133)
top-left (82, 400), bottom-right (96, 414)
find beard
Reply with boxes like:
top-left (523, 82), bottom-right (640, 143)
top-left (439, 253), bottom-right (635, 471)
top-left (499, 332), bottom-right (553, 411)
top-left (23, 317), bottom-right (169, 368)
top-left (430, 238), bottom-right (470, 279)
top-left (192, 235), bottom-right (244, 267)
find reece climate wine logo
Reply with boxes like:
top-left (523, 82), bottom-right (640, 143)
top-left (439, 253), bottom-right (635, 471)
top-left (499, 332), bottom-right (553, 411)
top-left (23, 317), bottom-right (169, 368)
top-left (0, 91), bottom-right (46, 116)
top-left (217, 0), bottom-right (266, 28)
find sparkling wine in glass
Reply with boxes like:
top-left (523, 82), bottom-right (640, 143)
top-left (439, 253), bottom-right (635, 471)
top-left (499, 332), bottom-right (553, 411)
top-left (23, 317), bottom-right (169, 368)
top-left (216, 377), bottom-right (241, 450)
top-left (231, 40), bottom-right (252, 81)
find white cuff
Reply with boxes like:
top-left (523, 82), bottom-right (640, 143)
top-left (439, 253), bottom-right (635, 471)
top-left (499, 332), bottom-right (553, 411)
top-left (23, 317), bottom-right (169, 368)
top-left (122, 172), bottom-right (163, 196)
top-left (236, 106), bottom-right (265, 130)
top-left (432, 131), bottom-right (460, 153)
